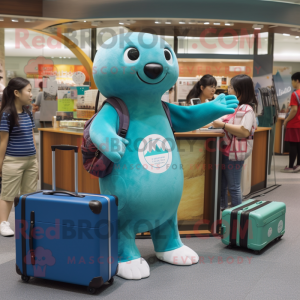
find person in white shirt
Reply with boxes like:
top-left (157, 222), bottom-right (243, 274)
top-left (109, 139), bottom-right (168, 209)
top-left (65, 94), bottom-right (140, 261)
top-left (212, 74), bottom-right (257, 210)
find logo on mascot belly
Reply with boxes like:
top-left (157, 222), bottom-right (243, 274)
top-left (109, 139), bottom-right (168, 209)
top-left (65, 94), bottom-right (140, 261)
top-left (138, 134), bottom-right (172, 174)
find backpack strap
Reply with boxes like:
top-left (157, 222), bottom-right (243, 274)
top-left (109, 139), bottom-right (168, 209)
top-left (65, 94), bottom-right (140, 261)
top-left (102, 97), bottom-right (130, 138)
top-left (161, 101), bottom-right (175, 135)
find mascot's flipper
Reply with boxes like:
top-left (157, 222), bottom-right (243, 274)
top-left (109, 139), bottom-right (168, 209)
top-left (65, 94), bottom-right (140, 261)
top-left (155, 245), bottom-right (199, 265)
top-left (117, 258), bottom-right (150, 280)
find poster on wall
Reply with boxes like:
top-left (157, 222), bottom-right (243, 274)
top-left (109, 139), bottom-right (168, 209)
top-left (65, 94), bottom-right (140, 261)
top-left (176, 77), bottom-right (198, 102)
top-left (273, 66), bottom-right (292, 115)
top-left (252, 74), bottom-right (273, 116)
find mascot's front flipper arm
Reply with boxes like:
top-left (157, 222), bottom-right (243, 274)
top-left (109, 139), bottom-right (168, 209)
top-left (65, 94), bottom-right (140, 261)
top-left (167, 94), bottom-right (238, 132)
top-left (90, 103), bottom-right (129, 163)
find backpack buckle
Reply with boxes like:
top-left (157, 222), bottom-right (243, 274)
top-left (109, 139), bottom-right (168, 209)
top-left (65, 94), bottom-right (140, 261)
top-left (120, 129), bottom-right (127, 137)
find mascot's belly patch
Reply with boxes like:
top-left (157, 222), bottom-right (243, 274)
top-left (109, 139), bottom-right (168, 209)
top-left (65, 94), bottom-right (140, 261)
top-left (138, 134), bottom-right (173, 174)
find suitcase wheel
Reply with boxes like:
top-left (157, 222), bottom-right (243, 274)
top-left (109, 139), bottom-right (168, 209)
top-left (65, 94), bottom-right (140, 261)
top-left (21, 275), bottom-right (30, 283)
top-left (276, 235), bottom-right (283, 241)
top-left (254, 250), bottom-right (261, 255)
top-left (87, 287), bottom-right (97, 294)
top-left (108, 277), bottom-right (114, 284)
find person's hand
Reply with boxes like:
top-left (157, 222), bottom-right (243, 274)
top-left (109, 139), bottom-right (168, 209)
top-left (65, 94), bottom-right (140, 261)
top-left (211, 94), bottom-right (239, 115)
top-left (283, 120), bottom-right (288, 128)
top-left (212, 120), bottom-right (225, 129)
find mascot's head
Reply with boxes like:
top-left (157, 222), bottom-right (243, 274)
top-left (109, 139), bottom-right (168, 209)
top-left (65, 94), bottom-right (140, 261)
top-left (93, 32), bottom-right (179, 99)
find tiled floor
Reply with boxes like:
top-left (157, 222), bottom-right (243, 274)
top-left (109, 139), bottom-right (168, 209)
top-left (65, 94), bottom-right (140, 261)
top-left (1, 150), bottom-right (299, 299)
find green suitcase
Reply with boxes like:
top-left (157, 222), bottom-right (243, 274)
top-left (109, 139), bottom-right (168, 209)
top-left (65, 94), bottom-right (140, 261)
top-left (221, 199), bottom-right (286, 254)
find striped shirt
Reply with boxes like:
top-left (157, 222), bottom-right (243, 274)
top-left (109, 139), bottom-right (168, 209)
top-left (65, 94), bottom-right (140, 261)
top-left (0, 110), bottom-right (36, 157)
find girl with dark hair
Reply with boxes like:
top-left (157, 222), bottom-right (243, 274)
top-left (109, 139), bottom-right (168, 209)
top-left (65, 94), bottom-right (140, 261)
top-left (212, 74), bottom-right (257, 210)
top-left (0, 77), bottom-right (38, 237)
top-left (186, 74), bottom-right (217, 104)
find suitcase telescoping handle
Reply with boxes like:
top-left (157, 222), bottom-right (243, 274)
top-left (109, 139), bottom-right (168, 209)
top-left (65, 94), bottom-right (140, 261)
top-left (47, 145), bottom-right (84, 198)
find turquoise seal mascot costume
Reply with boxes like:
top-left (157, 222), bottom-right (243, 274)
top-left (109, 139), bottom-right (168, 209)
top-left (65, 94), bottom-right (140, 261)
top-left (90, 33), bottom-right (238, 280)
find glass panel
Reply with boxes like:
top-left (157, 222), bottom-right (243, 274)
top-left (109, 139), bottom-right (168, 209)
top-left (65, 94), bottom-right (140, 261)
top-left (177, 33), bottom-right (254, 55)
top-left (257, 32), bottom-right (269, 55)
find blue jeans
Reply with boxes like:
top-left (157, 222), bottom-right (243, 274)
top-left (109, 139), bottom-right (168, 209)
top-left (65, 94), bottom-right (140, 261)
top-left (220, 155), bottom-right (244, 209)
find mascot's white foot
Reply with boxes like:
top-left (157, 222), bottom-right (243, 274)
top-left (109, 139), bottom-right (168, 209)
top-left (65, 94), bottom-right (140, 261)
top-left (117, 258), bottom-right (150, 280)
top-left (155, 245), bottom-right (199, 265)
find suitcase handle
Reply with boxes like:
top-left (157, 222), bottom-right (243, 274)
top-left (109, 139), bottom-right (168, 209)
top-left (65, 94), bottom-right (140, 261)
top-left (43, 191), bottom-right (84, 198)
top-left (51, 145), bottom-right (78, 152)
top-left (51, 145), bottom-right (79, 195)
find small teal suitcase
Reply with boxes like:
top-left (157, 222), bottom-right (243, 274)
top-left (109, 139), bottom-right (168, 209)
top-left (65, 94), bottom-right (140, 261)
top-left (221, 199), bottom-right (286, 254)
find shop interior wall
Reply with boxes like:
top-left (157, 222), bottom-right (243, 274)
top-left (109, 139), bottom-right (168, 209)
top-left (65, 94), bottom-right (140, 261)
top-left (178, 61), bottom-right (253, 78)
top-left (4, 57), bottom-right (82, 78)
top-left (273, 61), bottom-right (300, 74)
top-left (0, 29), bottom-right (6, 86)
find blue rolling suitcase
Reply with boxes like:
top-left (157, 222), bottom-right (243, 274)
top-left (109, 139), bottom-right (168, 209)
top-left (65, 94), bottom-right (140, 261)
top-left (14, 145), bottom-right (118, 294)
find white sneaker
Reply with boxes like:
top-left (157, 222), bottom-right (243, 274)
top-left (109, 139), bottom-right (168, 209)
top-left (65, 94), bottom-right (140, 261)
top-left (0, 221), bottom-right (14, 237)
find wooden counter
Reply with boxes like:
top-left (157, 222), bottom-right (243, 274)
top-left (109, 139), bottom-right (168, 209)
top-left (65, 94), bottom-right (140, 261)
top-left (274, 118), bottom-right (285, 154)
top-left (38, 127), bottom-right (271, 236)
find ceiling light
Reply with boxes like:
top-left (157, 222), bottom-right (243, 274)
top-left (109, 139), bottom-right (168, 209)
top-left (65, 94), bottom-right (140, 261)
top-left (269, 25), bottom-right (278, 28)
top-left (91, 21), bottom-right (102, 27)
top-left (253, 24), bottom-right (264, 30)
top-left (24, 19), bottom-right (35, 23)
top-left (225, 22), bottom-right (234, 26)
top-left (0, 18), bottom-right (4, 21)
top-left (119, 22), bottom-right (124, 25)
top-left (11, 19), bottom-right (19, 22)
top-left (214, 23), bottom-right (221, 25)
top-left (59, 57), bottom-right (62, 59)
top-left (51, 57), bottom-right (54, 58)
top-left (296, 36), bottom-right (300, 39)
top-left (68, 57), bottom-right (71, 58)
top-left (204, 22), bottom-right (210, 25)
top-left (63, 57), bottom-right (66, 58)
top-left (84, 20), bottom-right (86, 22)
top-left (165, 21), bottom-right (172, 24)
top-left (283, 33), bottom-right (290, 36)
top-left (290, 28), bottom-right (299, 31)
top-left (155, 21), bottom-right (161, 24)
top-left (189, 21), bottom-right (196, 24)
top-left (179, 21), bottom-right (186, 24)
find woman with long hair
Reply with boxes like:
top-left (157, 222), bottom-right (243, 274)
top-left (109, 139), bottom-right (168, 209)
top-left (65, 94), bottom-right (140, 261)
top-left (212, 74), bottom-right (258, 210)
top-left (186, 74), bottom-right (217, 104)
top-left (0, 77), bottom-right (38, 236)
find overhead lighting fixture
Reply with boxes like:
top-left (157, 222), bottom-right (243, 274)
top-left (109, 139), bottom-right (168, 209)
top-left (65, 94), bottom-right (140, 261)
top-left (155, 21), bottom-right (161, 24)
top-left (68, 57), bottom-right (71, 59)
top-left (84, 20), bottom-right (86, 22)
top-left (269, 25), bottom-right (278, 28)
top-left (119, 22), bottom-right (124, 25)
top-left (24, 19), bottom-right (35, 23)
top-left (11, 19), bottom-right (19, 22)
top-left (189, 21), bottom-right (196, 24)
top-left (165, 21), bottom-right (172, 24)
top-left (253, 24), bottom-right (264, 30)
top-left (179, 21), bottom-right (186, 24)
top-left (204, 22), bottom-right (210, 25)
top-left (295, 36), bottom-right (299, 39)
top-left (290, 28), bottom-right (299, 31)
top-left (0, 18), bottom-right (4, 21)
top-left (59, 57), bottom-right (62, 59)
top-left (91, 21), bottom-right (102, 27)
top-left (214, 23), bottom-right (221, 25)
top-left (51, 57), bottom-right (54, 58)
top-left (283, 33), bottom-right (290, 36)
top-left (225, 22), bottom-right (234, 26)
top-left (63, 57), bottom-right (66, 58)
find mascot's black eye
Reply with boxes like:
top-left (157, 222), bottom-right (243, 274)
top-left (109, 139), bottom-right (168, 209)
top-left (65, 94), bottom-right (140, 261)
top-left (128, 48), bottom-right (139, 60)
top-left (164, 49), bottom-right (172, 61)
top-left (124, 47), bottom-right (140, 63)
